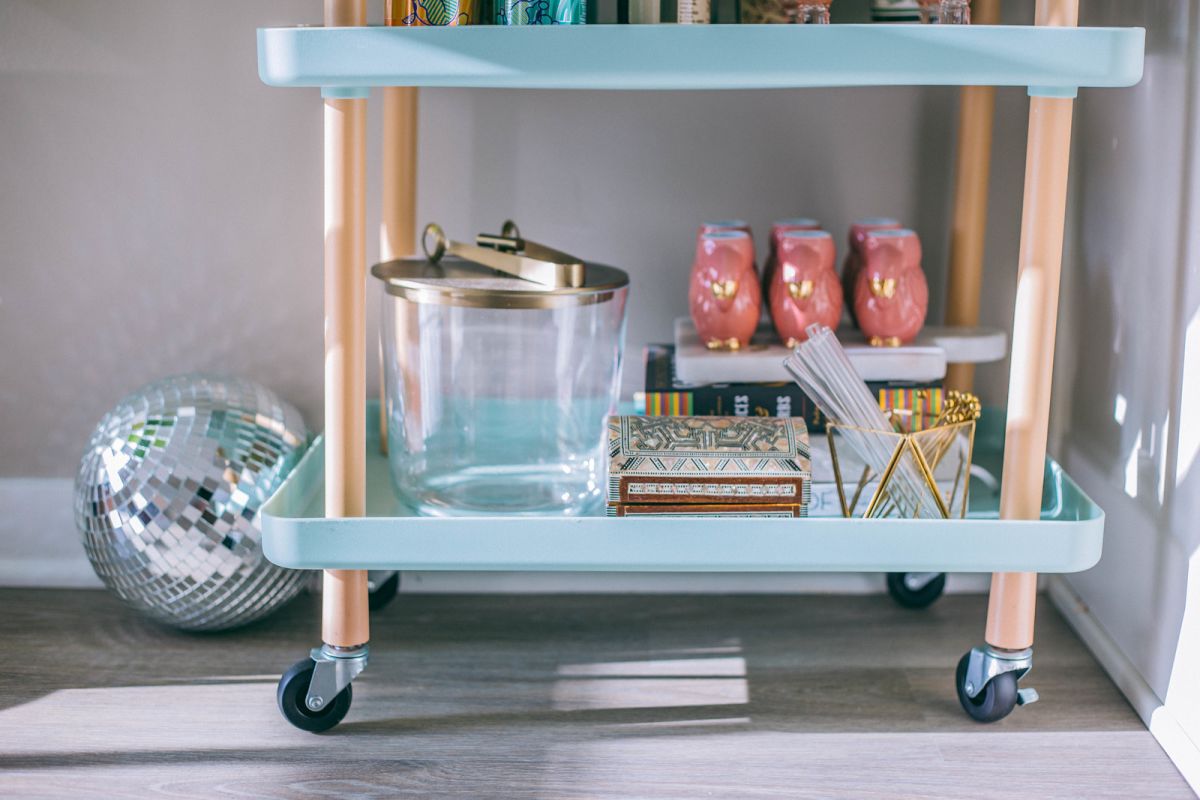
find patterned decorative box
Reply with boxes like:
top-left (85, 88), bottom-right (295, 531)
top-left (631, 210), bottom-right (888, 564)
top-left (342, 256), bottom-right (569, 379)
top-left (607, 503), bottom-right (805, 518)
top-left (607, 416), bottom-right (811, 507)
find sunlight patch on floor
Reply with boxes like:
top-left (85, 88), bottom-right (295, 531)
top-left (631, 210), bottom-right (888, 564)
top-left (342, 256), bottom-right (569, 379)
top-left (537, 730), bottom-right (1180, 798)
top-left (552, 653), bottom-right (749, 711)
top-left (557, 656), bottom-right (747, 678)
top-left (0, 683), bottom-right (307, 755)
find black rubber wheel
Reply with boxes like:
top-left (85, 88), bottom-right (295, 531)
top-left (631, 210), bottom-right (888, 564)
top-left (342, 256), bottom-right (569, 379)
top-left (886, 572), bottom-right (946, 609)
top-left (956, 652), bottom-right (1019, 723)
top-left (277, 657), bottom-right (352, 733)
top-left (368, 571), bottom-right (401, 612)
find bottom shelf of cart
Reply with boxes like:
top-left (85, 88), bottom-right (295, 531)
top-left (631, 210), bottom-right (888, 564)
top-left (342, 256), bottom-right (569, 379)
top-left (261, 423), bottom-right (1104, 574)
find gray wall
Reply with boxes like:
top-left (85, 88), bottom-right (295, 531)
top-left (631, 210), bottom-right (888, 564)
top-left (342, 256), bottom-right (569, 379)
top-left (0, 0), bottom-right (1033, 478)
top-left (1054, 0), bottom-right (1200, 778)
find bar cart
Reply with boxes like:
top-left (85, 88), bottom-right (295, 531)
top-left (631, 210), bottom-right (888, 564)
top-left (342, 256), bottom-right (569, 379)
top-left (255, 1), bottom-right (1144, 731)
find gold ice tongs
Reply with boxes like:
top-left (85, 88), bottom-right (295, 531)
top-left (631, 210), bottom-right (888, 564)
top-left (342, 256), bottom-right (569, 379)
top-left (422, 220), bottom-right (586, 289)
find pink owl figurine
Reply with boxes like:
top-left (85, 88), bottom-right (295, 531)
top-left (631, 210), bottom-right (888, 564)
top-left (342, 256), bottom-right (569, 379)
top-left (843, 217), bottom-right (901, 325)
top-left (762, 218), bottom-right (821, 292)
top-left (854, 229), bottom-right (928, 347)
top-left (699, 220), bottom-right (755, 272)
top-left (769, 230), bottom-right (843, 348)
top-left (689, 231), bottom-right (760, 350)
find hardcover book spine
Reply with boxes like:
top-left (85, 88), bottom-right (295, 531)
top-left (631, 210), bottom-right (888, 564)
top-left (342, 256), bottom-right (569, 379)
top-left (608, 475), bottom-right (807, 505)
top-left (608, 503), bottom-right (805, 518)
top-left (643, 344), bottom-right (826, 427)
top-left (643, 386), bottom-right (819, 423)
top-left (689, 383), bottom-right (825, 427)
top-left (877, 386), bottom-right (944, 430)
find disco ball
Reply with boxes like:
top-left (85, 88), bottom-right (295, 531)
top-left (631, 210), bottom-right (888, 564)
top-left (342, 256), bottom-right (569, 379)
top-left (74, 375), bottom-right (311, 631)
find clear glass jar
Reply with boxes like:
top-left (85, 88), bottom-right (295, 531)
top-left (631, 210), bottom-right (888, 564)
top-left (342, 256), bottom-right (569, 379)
top-left (374, 257), bottom-right (628, 516)
top-left (918, 0), bottom-right (969, 23)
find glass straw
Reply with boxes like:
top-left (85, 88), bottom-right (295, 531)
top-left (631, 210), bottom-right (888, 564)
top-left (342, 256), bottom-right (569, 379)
top-left (784, 325), bottom-right (941, 518)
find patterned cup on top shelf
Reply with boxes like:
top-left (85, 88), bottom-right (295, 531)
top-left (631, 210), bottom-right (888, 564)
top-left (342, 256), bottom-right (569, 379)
top-left (742, 0), bottom-right (832, 23)
top-left (689, 231), bottom-right (760, 351)
top-left (498, 0), bottom-right (585, 23)
top-left (918, 0), bottom-right (970, 23)
top-left (843, 217), bottom-right (902, 325)
top-left (855, 228), bottom-right (928, 347)
top-left (770, 230), bottom-right (843, 348)
top-left (398, 0), bottom-right (479, 25)
top-left (763, 217), bottom-right (821, 293)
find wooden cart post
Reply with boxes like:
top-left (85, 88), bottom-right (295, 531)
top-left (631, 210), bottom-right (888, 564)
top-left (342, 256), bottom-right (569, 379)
top-left (378, 3), bottom-right (420, 453)
top-left (944, 0), bottom-right (999, 393)
top-left (322, 0), bottom-right (370, 650)
top-left (986, 0), bottom-right (1079, 653)
top-left (378, 85), bottom-right (418, 454)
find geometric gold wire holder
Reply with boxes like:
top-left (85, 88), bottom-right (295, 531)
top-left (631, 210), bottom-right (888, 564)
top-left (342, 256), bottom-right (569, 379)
top-left (827, 414), bottom-right (976, 520)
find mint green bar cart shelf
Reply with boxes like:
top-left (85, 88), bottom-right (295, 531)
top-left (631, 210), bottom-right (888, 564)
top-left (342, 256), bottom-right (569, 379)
top-left (261, 407), bottom-right (1103, 574)
top-left (257, 24), bottom-right (1144, 95)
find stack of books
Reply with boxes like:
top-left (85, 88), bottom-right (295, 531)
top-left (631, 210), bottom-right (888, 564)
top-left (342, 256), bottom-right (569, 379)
top-left (606, 415), bottom-right (812, 518)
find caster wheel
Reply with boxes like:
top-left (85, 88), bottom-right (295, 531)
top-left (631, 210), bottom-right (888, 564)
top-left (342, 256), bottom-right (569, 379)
top-left (956, 652), bottom-right (1018, 723)
top-left (277, 658), bottom-right (352, 733)
top-left (887, 572), bottom-right (946, 609)
top-left (368, 571), bottom-right (401, 612)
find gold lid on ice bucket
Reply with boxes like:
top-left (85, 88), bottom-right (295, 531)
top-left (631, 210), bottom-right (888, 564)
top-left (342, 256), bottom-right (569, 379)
top-left (371, 221), bottom-right (629, 310)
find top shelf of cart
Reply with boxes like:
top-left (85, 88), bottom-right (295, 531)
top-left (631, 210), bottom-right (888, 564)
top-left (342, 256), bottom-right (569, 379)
top-left (257, 24), bottom-right (1144, 96)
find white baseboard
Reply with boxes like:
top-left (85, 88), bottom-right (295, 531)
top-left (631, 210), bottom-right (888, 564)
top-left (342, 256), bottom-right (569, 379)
top-left (1047, 576), bottom-right (1200, 794)
top-left (0, 478), bottom-right (992, 593)
top-left (0, 478), bottom-right (102, 588)
top-left (398, 571), bottom-right (990, 593)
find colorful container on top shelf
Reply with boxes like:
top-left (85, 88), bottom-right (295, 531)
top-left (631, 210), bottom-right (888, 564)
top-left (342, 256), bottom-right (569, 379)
top-left (741, 0), bottom-right (832, 24)
top-left (871, 0), bottom-right (921, 21)
top-left (397, 0), bottom-right (479, 25)
top-left (498, 0), bottom-right (586, 24)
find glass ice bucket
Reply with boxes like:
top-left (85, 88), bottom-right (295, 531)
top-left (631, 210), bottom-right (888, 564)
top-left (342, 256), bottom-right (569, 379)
top-left (373, 253), bottom-right (628, 516)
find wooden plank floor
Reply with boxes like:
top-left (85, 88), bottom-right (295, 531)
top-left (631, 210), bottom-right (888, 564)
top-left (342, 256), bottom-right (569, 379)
top-left (0, 589), bottom-right (1189, 799)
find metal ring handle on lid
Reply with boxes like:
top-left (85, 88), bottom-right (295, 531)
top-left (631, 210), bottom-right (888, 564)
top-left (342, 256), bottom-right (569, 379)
top-left (415, 220), bottom-right (587, 289)
top-left (422, 223), bottom-right (447, 264)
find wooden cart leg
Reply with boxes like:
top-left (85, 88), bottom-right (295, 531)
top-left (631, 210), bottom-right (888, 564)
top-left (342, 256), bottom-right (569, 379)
top-left (275, 0), bottom-right (370, 733)
top-left (988, 0), bottom-right (1077, 655)
top-left (378, 85), bottom-right (419, 454)
top-left (984, 89), bottom-right (1074, 652)
top-left (322, 0), bottom-right (369, 652)
top-left (380, 84), bottom-right (418, 261)
top-left (956, 0), bottom-right (1078, 723)
top-left (944, 0), bottom-right (999, 394)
